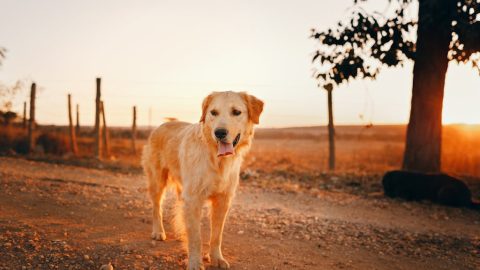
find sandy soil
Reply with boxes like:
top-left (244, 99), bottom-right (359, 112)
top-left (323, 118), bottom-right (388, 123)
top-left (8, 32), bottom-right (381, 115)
top-left (0, 157), bottom-right (479, 270)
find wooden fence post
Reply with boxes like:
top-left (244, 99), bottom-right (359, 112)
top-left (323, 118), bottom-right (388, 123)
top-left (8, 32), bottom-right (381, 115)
top-left (100, 101), bottom-right (110, 158)
top-left (76, 104), bottom-right (80, 136)
top-left (28, 83), bottom-right (36, 153)
top-left (94, 78), bottom-right (102, 159)
top-left (327, 88), bottom-right (335, 171)
top-left (68, 94), bottom-right (78, 155)
top-left (131, 106), bottom-right (137, 154)
top-left (23, 101), bottom-right (27, 129)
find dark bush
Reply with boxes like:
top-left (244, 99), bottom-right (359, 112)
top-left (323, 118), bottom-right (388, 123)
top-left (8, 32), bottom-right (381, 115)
top-left (36, 132), bottom-right (70, 155)
top-left (13, 136), bottom-right (29, 154)
top-left (0, 129), bottom-right (13, 153)
top-left (0, 127), bottom-right (27, 154)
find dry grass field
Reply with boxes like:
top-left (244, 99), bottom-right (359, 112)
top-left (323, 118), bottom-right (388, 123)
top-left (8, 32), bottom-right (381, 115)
top-left (72, 124), bottom-right (480, 178)
top-left (249, 125), bottom-right (480, 176)
top-left (2, 124), bottom-right (479, 197)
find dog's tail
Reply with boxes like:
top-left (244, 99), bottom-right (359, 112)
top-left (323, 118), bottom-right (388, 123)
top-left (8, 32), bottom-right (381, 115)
top-left (172, 199), bottom-right (187, 248)
top-left (140, 144), bottom-right (150, 172)
top-left (172, 197), bottom-right (211, 251)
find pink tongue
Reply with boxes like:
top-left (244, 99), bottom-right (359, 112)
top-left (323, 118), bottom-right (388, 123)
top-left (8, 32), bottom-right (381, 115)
top-left (217, 142), bottom-right (235, 157)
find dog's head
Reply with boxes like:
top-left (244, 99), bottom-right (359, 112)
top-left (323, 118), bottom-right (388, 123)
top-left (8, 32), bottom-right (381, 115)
top-left (200, 91), bottom-right (264, 157)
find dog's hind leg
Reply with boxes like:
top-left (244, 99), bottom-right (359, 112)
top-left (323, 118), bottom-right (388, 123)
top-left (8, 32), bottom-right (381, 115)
top-left (207, 194), bottom-right (232, 269)
top-left (148, 167), bottom-right (168, 241)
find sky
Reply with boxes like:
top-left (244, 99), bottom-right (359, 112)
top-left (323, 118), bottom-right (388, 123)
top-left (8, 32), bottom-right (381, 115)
top-left (0, 0), bottom-right (479, 128)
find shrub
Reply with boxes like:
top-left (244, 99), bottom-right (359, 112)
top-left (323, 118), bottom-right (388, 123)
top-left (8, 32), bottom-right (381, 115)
top-left (13, 136), bottom-right (29, 154)
top-left (0, 129), bottom-right (13, 153)
top-left (36, 132), bottom-right (70, 155)
top-left (0, 127), bottom-right (27, 154)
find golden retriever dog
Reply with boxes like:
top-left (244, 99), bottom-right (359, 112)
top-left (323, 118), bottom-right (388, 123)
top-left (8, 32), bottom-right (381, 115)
top-left (142, 91), bottom-right (264, 270)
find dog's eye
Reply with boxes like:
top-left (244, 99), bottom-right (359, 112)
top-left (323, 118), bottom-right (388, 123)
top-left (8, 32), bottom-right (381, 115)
top-left (210, 110), bottom-right (218, 116)
top-left (232, 109), bottom-right (241, 116)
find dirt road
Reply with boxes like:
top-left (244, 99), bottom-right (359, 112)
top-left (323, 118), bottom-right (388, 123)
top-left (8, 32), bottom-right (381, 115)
top-left (0, 157), bottom-right (479, 269)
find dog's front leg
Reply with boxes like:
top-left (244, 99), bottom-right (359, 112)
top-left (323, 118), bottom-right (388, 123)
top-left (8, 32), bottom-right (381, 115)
top-left (183, 197), bottom-right (204, 270)
top-left (208, 194), bottom-right (232, 269)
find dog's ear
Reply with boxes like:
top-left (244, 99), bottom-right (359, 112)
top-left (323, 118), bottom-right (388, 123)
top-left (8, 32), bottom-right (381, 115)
top-left (241, 92), bottom-right (264, 124)
top-left (200, 93), bottom-right (214, 123)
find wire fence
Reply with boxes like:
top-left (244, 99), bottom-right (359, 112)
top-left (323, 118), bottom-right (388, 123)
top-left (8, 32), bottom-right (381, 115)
top-left (6, 77), bottom-right (380, 130)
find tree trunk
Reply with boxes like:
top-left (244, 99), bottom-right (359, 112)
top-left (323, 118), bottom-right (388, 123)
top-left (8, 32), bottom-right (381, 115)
top-left (327, 89), bottom-right (335, 171)
top-left (402, 0), bottom-right (456, 173)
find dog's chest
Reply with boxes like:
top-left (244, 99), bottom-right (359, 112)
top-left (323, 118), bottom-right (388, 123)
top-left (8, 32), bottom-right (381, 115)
top-left (210, 158), bottom-right (241, 193)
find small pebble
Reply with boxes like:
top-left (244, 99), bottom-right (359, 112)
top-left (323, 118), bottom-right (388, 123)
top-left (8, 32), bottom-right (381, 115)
top-left (100, 263), bottom-right (114, 270)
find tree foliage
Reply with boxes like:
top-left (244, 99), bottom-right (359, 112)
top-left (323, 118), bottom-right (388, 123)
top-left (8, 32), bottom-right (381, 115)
top-left (311, 0), bottom-right (480, 90)
top-left (0, 111), bottom-right (18, 126)
top-left (0, 81), bottom-right (24, 111)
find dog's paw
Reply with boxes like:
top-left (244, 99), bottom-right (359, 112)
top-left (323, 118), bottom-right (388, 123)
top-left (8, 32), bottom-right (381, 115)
top-left (151, 231), bottom-right (166, 241)
top-left (210, 256), bottom-right (230, 269)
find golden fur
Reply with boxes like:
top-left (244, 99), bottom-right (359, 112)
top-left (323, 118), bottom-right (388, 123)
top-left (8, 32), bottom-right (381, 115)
top-left (142, 91), bottom-right (264, 270)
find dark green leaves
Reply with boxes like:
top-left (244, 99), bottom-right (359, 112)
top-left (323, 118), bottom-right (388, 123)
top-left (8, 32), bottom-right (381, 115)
top-left (450, 0), bottom-right (480, 73)
top-left (311, 3), bottom-right (416, 90)
top-left (312, 0), bottom-right (480, 90)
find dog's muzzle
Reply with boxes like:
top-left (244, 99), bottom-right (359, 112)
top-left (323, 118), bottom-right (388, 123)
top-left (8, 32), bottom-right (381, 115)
top-left (217, 133), bottom-right (241, 157)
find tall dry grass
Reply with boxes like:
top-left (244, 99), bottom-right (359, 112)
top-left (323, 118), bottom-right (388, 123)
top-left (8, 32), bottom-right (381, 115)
top-left (245, 125), bottom-right (480, 177)
top-left (2, 124), bottom-right (479, 178)
top-left (442, 125), bottom-right (480, 176)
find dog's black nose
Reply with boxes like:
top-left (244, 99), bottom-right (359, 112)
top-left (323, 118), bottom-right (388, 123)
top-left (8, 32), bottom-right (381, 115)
top-left (214, 128), bottom-right (228, 140)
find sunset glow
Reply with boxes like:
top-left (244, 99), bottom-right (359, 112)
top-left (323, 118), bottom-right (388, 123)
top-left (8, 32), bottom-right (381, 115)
top-left (1, 1), bottom-right (480, 269)
top-left (443, 64), bottom-right (480, 125)
top-left (0, 0), bottom-right (479, 127)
